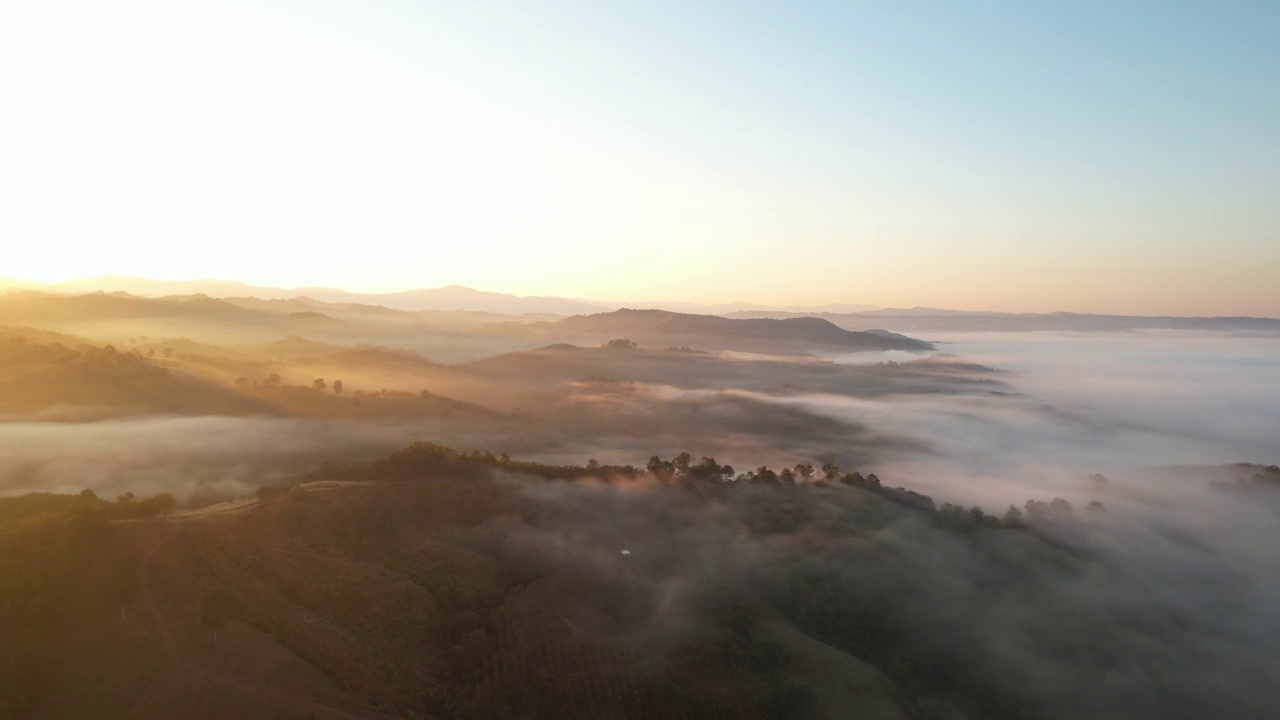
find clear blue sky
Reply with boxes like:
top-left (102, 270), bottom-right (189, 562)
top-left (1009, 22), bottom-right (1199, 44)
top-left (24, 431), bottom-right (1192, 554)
top-left (2, 0), bottom-right (1277, 313)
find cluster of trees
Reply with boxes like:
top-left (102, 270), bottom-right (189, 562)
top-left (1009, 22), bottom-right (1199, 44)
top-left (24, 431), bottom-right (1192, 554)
top-left (234, 374), bottom-right (345, 395)
top-left (603, 338), bottom-right (637, 349)
top-left (642, 455), bottom-right (882, 489)
top-left (104, 489), bottom-right (177, 518)
top-left (646, 452), bottom-right (735, 481)
top-left (8, 341), bottom-right (168, 372)
top-left (1213, 464), bottom-right (1280, 493)
top-left (343, 444), bottom-right (979, 521)
top-left (999, 498), bottom-right (1105, 527)
top-left (306, 442), bottom-right (645, 485)
top-left (320, 441), bottom-right (1115, 538)
top-left (310, 378), bottom-right (345, 393)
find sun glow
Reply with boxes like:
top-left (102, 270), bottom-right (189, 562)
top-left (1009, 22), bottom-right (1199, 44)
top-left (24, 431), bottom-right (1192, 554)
top-left (2, 1), bottom-right (1277, 314)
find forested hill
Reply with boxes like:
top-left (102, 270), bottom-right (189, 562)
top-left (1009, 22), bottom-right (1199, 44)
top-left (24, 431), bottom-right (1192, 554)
top-left (0, 441), bottom-right (1180, 720)
top-left (549, 309), bottom-right (933, 353)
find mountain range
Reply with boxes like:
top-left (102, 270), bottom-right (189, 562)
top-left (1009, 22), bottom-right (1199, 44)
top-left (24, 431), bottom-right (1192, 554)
top-left (3, 276), bottom-right (1277, 332)
top-left (0, 276), bottom-right (879, 317)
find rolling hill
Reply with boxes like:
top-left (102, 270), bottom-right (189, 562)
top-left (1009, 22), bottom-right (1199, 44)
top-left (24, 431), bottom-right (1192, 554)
top-left (728, 308), bottom-right (1280, 333)
top-left (548, 309), bottom-right (933, 354)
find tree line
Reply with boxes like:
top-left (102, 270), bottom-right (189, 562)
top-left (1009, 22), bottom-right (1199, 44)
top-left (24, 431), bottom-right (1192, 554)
top-left (304, 442), bottom-right (1103, 531)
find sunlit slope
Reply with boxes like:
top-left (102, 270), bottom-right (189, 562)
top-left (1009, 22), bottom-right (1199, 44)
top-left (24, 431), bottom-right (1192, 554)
top-left (0, 342), bottom-right (272, 416)
top-left (0, 337), bottom-right (496, 421)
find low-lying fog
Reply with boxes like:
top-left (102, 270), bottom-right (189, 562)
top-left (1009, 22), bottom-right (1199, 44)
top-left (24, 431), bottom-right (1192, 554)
top-left (0, 415), bottom-right (520, 504)
top-left (818, 330), bottom-right (1280, 507)
top-left (3, 328), bottom-right (1277, 716)
top-left (3, 330), bottom-right (1275, 512)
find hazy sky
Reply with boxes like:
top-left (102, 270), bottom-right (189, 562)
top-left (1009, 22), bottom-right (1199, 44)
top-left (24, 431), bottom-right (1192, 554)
top-left (2, 1), bottom-right (1277, 314)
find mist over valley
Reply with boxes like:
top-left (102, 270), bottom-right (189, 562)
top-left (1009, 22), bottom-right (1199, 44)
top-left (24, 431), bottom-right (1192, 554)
top-left (3, 2), bottom-right (1277, 715)
top-left (1, 282), bottom-right (1277, 719)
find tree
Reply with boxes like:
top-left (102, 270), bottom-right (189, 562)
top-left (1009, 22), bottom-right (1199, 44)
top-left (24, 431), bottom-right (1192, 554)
top-left (234, 376), bottom-right (250, 388)
top-left (755, 466), bottom-right (778, 485)
top-left (162, 347), bottom-right (173, 359)
top-left (1048, 498), bottom-right (1074, 519)
top-left (1002, 504), bottom-right (1024, 526)
top-left (313, 378), bottom-right (327, 391)
top-left (256, 485), bottom-right (285, 503)
top-left (116, 491), bottom-right (135, 504)
top-left (694, 456), bottom-right (721, 479)
top-left (672, 452), bottom-right (692, 475)
top-left (263, 373), bottom-right (281, 388)
top-left (604, 338), bottom-right (637, 349)
top-left (333, 379), bottom-right (343, 395)
top-left (143, 493), bottom-right (176, 518)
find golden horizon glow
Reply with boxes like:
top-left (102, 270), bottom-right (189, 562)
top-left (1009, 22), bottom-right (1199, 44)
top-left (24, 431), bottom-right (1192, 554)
top-left (2, 1), bottom-right (1277, 317)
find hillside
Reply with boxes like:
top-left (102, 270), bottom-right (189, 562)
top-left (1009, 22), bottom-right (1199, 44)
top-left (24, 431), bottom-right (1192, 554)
top-left (0, 341), bottom-right (273, 417)
top-left (0, 443), bottom-right (1052, 720)
top-left (0, 336), bottom-right (500, 424)
top-left (549, 310), bottom-right (933, 354)
top-left (9, 442), bottom-right (1255, 719)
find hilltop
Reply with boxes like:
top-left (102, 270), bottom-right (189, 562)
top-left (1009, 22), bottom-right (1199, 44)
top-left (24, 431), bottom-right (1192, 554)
top-left (0, 442), bottom-right (1070, 720)
top-left (548, 309), bottom-right (933, 354)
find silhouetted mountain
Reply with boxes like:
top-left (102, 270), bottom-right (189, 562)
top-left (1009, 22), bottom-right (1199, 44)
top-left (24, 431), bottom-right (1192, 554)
top-left (359, 284), bottom-right (607, 315)
top-left (550, 309), bottom-right (933, 353)
top-left (7, 275), bottom-right (883, 316)
top-left (4, 276), bottom-right (609, 315)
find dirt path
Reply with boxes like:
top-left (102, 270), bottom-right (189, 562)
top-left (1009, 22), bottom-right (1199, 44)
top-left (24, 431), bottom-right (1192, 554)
top-left (134, 522), bottom-right (400, 720)
top-left (173, 480), bottom-right (366, 521)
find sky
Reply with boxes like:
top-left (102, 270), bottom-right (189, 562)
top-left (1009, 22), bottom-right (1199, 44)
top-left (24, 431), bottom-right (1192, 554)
top-left (1, 0), bottom-right (1277, 314)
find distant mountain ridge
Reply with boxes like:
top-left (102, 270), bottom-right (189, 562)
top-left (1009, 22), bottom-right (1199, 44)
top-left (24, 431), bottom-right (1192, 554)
top-left (0, 291), bottom-right (933, 358)
top-left (0, 276), bottom-right (610, 316)
top-left (0, 275), bottom-right (884, 317)
top-left (727, 309), bottom-right (1280, 333)
top-left (3, 276), bottom-right (1276, 327)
